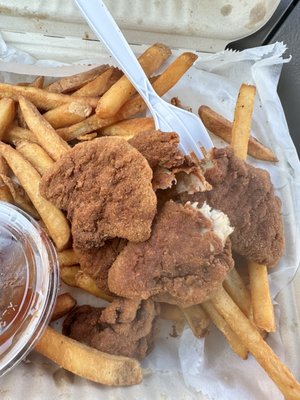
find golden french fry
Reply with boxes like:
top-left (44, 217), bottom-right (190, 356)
top-left (0, 82), bottom-right (98, 110)
top-left (30, 76), bottom-right (45, 89)
top-left (51, 293), bottom-right (77, 322)
top-left (223, 267), bottom-right (253, 319)
top-left (43, 102), bottom-right (93, 129)
top-left (198, 105), bottom-right (278, 162)
top-left (60, 265), bottom-right (81, 287)
top-left (58, 249), bottom-right (78, 266)
top-left (118, 52), bottom-right (197, 119)
top-left (0, 184), bottom-right (13, 202)
top-left (57, 114), bottom-right (119, 141)
top-left (159, 303), bottom-right (185, 322)
top-left (60, 265), bottom-right (113, 302)
top-left (73, 67), bottom-right (122, 97)
top-left (46, 65), bottom-right (109, 93)
top-left (96, 43), bottom-right (172, 117)
top-left (75, 271), bottom-right (113, 302)
top-left (231, 84), bottom-right (256, 160)
top-left (0, 157), bottom-right (9, 175)
top-left (15, 140), bottom-right (54, 175)
top-left (0, 174), bottom-right (39, 219)
top-left (180, 305), bottom-right (209, 338)
top-left (248, 262), bottom-right (275, 332)
top-left (211, 287), bottom-right (300, 399)
top-left (0, 142), bottom-right (70, 250)
top-left (17, 76), bottom-right (45, 89)
top-left (201, 301), bottom-right (248, 360)
top-left (101, 117), bottom-right (155, 138)
top-left (36, 327), bottom-right (143, 386)
top-left (3, 125), bottom-right (38, 145)
top-left (0, 98), bottom-right (16, 138)
top-left (17, 77), bottom-right (45, 127)
top-left (18, 96), bottom-right (70, 160)
top-left (77, 132), bottom-right (98, 141)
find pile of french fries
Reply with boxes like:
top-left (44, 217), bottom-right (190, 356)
top-left (0, 42), bottom-right (299, 398)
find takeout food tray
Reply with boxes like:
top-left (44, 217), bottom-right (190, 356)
top-left (1, 1), bottom-right (300, 400)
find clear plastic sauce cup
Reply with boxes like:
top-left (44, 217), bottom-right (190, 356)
top-left (0, 201), bottom-right (59, 376)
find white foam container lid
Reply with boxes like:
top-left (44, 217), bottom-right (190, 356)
top-left (0, 0), bottom-right (279, 59)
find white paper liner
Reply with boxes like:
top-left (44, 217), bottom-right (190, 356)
top-left (0, 36), bottom-right (299, 400)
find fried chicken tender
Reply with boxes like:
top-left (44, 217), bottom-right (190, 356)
top-left (129, 130), bottom-right (210, 192)
top-left (180, 147), bottom-right (284, 266)
top-left (108, 201), bottom-right (234, 307)
top-left (40, 137), bottom-right (157, 249)
top-left (63, 298), bottom-right (160, 360)
top-left (74, 238), bottom-right (126, 294)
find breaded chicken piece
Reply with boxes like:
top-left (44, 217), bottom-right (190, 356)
top-left (40, 137), bottom-right (157, 249)
top-left (129, 130), bottom-right (210, 192)
top-left (74, 238), bottom-right (126, 294)
top-left (180, 147), bottom-right (284, 267)
top-left (63, 298), bottom-right (160, 360)
top-left (108, 201), bottom-right (234, 307)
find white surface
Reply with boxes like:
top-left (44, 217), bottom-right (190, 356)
top-left (0, 38), bottom-right (299, 400)
top-left (0, 0), bottom-right (280, 57)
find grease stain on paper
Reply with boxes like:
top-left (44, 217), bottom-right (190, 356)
top-left (220, 4), bottom-right (233, 16)
top-left (246, 2), bottom-right (267, 28)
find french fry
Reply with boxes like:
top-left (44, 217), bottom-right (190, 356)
top-left (46, 65), bottom-right (109, 93)
top-left (0, 184), bottom-right (13, 203)
top-left (118, 52), bottom-right (198, 119)
top-left (0, 98), bottom-right (16, 138)
top-left (18, 96), bottom-right (70, 160)
top-left (201, 301), bottom-right (248, 360)
top-left (3, 125), bottom-right (38, 145)
top-left (60, 265), bottom-right (113, 302)
top-left (0, 142), bottom-right (70, 250)
top-left (159, 303), bottom-right (185, 322)
top-left (15, 140), bottom-right (54, 175)
top-left (180, 305), bottom-right (209, 338)
top-left (0, 83), bottom-right (98, 110)
top-left (43, 102), bottom-right (93, 129)
top-left (198, 105), bottom-right (278, 162)
top-left (0, 174), bottom-right (39, 219)
top-left (248, 262), bottom-right (275, 332)
top-left (101, 117), bottom-right (154, 139)
top-left (75, 271), bottom-right (113, 302)
top-left (17, 76), bottom-right (45, 89)
top-left (57, 114), bottom-right (119, 141)
top-left (73, 67), bottom-right (122, 97)
top-left (17, 77), bottom-right (45, 128)
top-left (0, 157), bottom-right (9, 175)
top-left (211, 287), bottom-right (300, 399)
top-left (96, 43), bottom-right (172, 117)
top-left (77, 132), bottom-right (98, 141)
top-left (51, 293), bottom-right (77, 322)
top-left (223, 267), bottom-right (253, 319)
top-left (30, 76), bottom-right (45, 89)
top-left (231, 84), bottom-right (256, 160)
top-left (60, 265), bottom-right (81, 287)
top-left (36, 327), bottom-right (143, 386)
top-left (58, 249), bottom-right (78, 266)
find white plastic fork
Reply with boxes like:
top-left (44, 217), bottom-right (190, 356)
top-left (75, 0), bottom-right (213, 159)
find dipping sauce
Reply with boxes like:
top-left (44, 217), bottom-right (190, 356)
top-left (0, 202), bottom-right (59, 376)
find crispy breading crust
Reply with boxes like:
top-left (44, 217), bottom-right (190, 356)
top-left (40, 137), bottom-right (157, 248)
top-left (108, 201), bottom-right (234, 307)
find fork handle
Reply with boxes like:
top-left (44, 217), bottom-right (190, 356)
top-left (75, 0), bottom-right (160, 118)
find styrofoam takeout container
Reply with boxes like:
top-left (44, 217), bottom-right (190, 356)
top-left (1, 1), bottom-right (300, 400)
